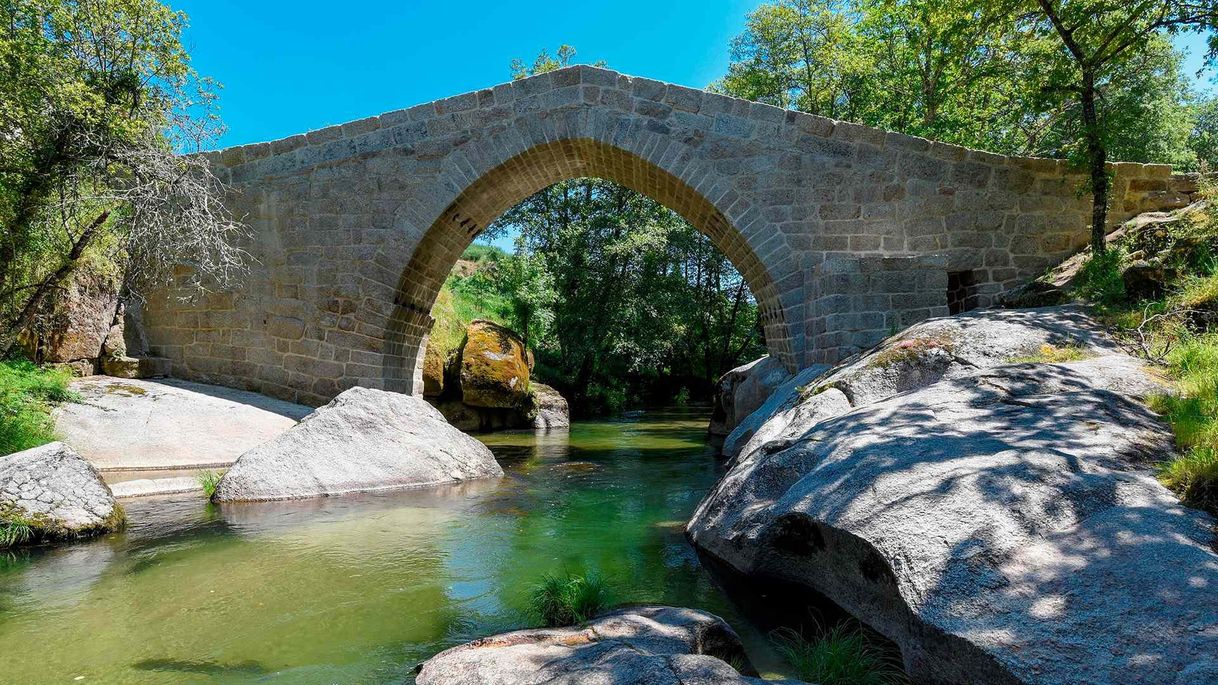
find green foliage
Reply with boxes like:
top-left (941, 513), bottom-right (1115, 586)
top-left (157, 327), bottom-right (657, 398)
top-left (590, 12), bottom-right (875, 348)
top-left (494, 246), bottom-right (556, 347)
top-left (510, 44), bottom-right (605, 80)
top-left (0, 359), bottom-right (76, 456)
top-left (429, 263), bottom-right (515, 362)
top-left (461, 244), bottom-right (507, 263)
top-left (527, 571), bottom-right (610, 627)
top-left (1152, 334), bottom-right (1218, 512)
top-left (483, 178), bottom-right (766, 415)
top-left (1, 0), bottom-right (243, 356)
top-left (198, 471), bottom-right (222, 500)
top-left (716, 0), bottom-right (1215, 169)
top-left (0, 516), bottom-right (34, 548)
top-left (772, 624), bottom-right (905, 685)
top-left (1072, 248), bottom-right (1128, 305)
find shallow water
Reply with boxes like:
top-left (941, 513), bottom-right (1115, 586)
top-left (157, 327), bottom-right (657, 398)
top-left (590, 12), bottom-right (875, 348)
top-left (0, 409), bottom-right (803, 684)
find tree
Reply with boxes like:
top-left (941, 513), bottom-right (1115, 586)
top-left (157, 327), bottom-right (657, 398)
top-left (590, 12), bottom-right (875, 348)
top-left (1190, 95), bottom-right (1218, 170)
top-left (511, 44), bottom-right (604, 80)
top-left (0, 0), bottom-right (245, 355)
top-left (1031, 0), bottom-right (1218, 252)
top-left (716, 0), bottom-right (869, 118)
top-left (493, 245), bottom-right (555, 347)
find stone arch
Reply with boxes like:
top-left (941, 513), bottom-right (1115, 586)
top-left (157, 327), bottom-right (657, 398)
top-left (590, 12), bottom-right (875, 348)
top-left (382, 137), bottom-right (796, 393)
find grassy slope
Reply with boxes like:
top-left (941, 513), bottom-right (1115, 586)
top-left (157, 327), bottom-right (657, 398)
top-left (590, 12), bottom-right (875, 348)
top-left (1066, 196), bottom-right (1218, 516)
top-left (0, 359), bottom-right (76, 456)
top-left (429, 245), bottom-right (513, 360)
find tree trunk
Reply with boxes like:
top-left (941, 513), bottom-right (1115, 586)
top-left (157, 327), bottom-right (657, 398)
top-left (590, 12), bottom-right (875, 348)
top-left (1080, 70), bottom-right (1109, 254)
top-left (1, 211), bottom-right (110, 358)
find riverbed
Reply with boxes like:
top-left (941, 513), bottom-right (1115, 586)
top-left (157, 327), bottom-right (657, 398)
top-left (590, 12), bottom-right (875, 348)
top-left (0, 409), bottom-right (804, 683)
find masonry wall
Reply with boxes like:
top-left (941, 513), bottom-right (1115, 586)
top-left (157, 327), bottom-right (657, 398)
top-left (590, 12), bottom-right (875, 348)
top-left (141, 65), bottom-right (1196, 406)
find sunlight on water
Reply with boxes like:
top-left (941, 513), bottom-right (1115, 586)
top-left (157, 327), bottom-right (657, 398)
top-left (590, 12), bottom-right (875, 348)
top-left (0, 409), bottom-right (796, 684)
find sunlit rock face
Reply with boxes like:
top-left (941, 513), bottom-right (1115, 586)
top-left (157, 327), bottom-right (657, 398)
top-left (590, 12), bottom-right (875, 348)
top-left (214, 387), bottom-right (502, 502)
top-left (460, 320), bottom-right (531, 410)
top-left (690, 306), bottom-right (1218, 685)
top-left (417, 605), bottom-right (809, 685)
top-left (709, 355), bottom-right (793, 439)
top-left (0, 442), bottom-right (122, 541)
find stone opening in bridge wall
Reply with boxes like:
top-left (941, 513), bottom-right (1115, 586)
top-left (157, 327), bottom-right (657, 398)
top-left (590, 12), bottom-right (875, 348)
top-left (381, 138), bottom-right (795, 393)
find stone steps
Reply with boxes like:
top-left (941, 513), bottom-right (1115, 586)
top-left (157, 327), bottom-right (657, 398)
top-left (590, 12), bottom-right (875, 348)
top-left (108, 476), bottom-right (202, 499)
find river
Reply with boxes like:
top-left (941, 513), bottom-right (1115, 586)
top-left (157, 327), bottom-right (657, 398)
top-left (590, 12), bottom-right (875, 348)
top-left (0, 409), bottom-right (806, 683)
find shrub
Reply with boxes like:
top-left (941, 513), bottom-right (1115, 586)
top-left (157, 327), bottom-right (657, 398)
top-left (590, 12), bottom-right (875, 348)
top-left (772, 624), bottom-right (905, 685)
top-left (198, 471), bottom-right (223, 499)
top-left (1073, 248), bottom-right (1127, 305)
top-left (0, 359), bottom-right (77, 456)
top-left (528, 571), bottom-right (610, 627)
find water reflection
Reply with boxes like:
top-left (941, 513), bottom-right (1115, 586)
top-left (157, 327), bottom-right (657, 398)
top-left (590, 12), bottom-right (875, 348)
top-left (0, 409), bottom-right (800, 683)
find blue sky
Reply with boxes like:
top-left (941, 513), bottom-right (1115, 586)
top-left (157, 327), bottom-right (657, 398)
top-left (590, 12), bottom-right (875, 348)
top-left (174, 0), bottom-right (759, 149)
top-left (174, 1), bottom-right (1216, 151)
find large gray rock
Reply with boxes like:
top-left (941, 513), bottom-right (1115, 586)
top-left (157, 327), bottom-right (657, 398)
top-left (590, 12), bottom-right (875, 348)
top-left (417, 605), bottom-right (808, 685)
top-left (690, 308), bottom-right (1218, 685)
top-left (710, 356), bottom-right (792, 438)
top-left (214, 387), bottom-right (502, 502)
top-left (810, 305), bottom-right (1117, 407)
top-left (0, 442), bottom-right (122, 541)
top-left (529, 382), bottom-right (570, 430)
top-left (722, 364), bottom-right (831, 460)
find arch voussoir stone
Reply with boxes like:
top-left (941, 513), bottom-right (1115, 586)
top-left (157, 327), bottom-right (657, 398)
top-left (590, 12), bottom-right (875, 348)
top-left (142, 65), bottom-right (1194, 406)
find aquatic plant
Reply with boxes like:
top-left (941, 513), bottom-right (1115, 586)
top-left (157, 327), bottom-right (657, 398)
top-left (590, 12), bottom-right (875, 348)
top-left (772, 623), bottom-right (906, 685)
top-left (528, 571), bottom-right (610, 627)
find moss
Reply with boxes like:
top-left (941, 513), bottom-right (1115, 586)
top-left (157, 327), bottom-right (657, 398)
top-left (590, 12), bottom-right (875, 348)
top-left (867, 336), bottom-right (955, 370)
top-left (103, 383), bottom-right (147, 396)
top-left (460, 319), bottom-right (531, 408)
top-left (0, 501), bottom-right (125, 548)
top-left (1008, 342), bottom-right (1093, 364)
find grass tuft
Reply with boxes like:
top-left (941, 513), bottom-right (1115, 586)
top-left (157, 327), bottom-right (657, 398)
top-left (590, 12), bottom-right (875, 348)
top-left (198, 471), bottom-right (223, 500)
top-left (0, 359), bottom-right (78, 456)
top-left (1159, 447), bottom-right (1218, 512)
top-left (772, 623), bottom-right (906, 685)
top-left (1072, 248), bottom-right (1127, 305)
top-left (0, 517), bottom-right (35, 548)
top-left (1147, 334), bottom-right (1218, 513)
top-left (528, 571), bottom-right (610, 627)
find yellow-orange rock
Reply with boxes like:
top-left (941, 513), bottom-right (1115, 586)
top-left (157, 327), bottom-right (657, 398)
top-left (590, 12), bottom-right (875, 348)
top-left (460, 320), bottom-right (530, 409)
top-left (422, 343), bottom-right (446, 397)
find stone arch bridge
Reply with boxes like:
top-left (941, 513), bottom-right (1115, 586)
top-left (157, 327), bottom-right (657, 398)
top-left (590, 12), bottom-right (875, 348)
top-left (143, 66), bottom-right (1193, 406)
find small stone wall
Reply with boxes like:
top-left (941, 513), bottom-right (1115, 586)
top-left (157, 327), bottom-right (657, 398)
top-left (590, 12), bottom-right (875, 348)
top-left (807, 255), bottom-right (950, 364)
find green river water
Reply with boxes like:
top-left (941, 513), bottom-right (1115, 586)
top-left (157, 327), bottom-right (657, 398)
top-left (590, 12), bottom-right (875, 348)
top-left (0, 410), bottom-right (807, 684)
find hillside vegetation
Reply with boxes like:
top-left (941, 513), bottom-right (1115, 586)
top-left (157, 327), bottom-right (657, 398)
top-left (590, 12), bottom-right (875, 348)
top-left (1056, 184), bottom-right (1218, 515)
